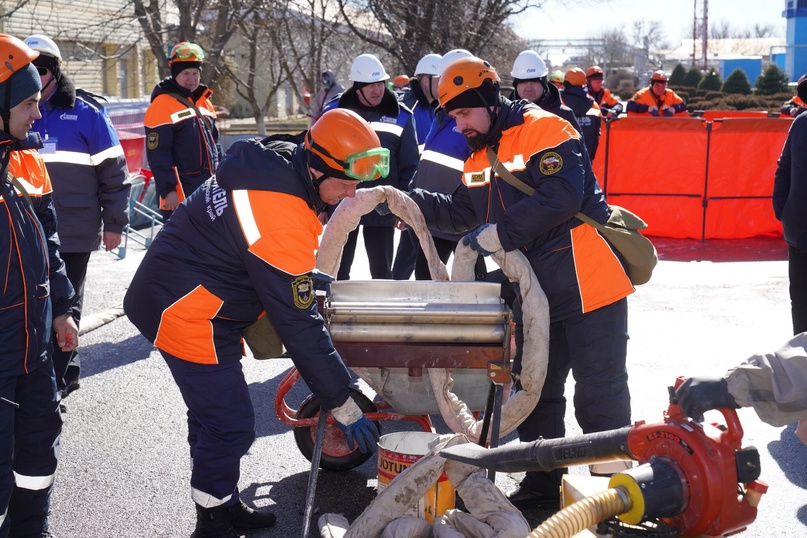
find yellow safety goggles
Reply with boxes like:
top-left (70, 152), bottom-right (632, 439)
top-left (173, 43), bottom-right (205, 62)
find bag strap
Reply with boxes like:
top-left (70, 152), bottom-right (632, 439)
top-left (7, 171), bottom-right (32, 206)
top-left (168, 92), bottom-right (213, 132)
top-left (485, 146), bottom-right (596, 227)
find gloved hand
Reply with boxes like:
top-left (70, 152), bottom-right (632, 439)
top-left (330, 396), bottom-right (379, 453)
top-left (462, 224), bottom-right (502, 257)
top-left (648, 106), bottom-right (659, 117)
top-left (311, 269), bottom-right (335, 293)
top-left (674, 376), bottom-right (739, 421)
top-left (662, 107), bottom-right (674, 117)
top-left (374, 202), bottom-right (391, 216)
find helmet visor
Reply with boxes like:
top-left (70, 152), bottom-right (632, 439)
top-left (344, 148), bottom-right (390, 181)
top-left (173, 43), bottom-right (205, 62)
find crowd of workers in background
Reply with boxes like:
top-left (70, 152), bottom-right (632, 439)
top-left (4, 30), bottom-right (807, 537)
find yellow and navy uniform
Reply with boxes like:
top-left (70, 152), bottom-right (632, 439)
top-left (626, 86), bottom-right (688, 117)
top-left (144, 77), bottom-right (221, 206)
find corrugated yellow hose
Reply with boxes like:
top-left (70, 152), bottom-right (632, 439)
top-left (527, 487), bottom-right (632, 538)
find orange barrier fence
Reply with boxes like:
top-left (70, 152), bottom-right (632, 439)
top-left (591, 117), bottom-right (792, 239)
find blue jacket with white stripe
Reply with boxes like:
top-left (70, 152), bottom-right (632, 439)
top-left (32, 75), bottom-right (130, 253)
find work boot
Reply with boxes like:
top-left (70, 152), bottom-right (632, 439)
top-left (191, 504), bottom-right (243, 538)
top-left (228, 500), bottom-right (276, 529)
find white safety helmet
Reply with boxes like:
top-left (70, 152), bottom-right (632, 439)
top-left (511, 50), bottom-right (548, 80)
top-left (414, 53), bottom-right (442, 76)
top-left (438, 48), bottom-right (473, 77)
top-left (350, 54), bottom-right (390, 83)
top-left (23, 34), bottom-right (61, 60)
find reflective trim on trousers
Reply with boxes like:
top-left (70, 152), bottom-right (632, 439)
top-left (191, 486), bottom-right (233, 508)
top-left (12, 471), bottom-right (54, 491)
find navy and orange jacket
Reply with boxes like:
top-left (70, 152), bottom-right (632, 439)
top-left (123, 137), bottom-right (352, 410)
top-left (588, 86), bottom-right (623, 116)
top-left (411, 99), bottom-right (633, 321)
top-left (626, 86), bottom-right (688, 117)
top-left (144, 77), bottom-right (221, 203)
top-left (1, 133), bottom-right (74, 376)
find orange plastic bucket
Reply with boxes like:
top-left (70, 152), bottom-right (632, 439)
top-left (377, 432), bottom-right (455, 523)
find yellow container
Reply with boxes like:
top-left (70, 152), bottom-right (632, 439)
top-left (377, 432), bottom-right (455, 524)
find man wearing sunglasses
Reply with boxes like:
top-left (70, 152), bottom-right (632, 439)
top-left (321, 53), bottom-right (419, 281)
top-left (144, 42), bottom-right (222, 222)
top-left (124, 109), bottom-right (386, 537)
top-left (24, 34), bottom-right (130, 410)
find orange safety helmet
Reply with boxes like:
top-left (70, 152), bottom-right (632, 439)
top-left (305, 108), bottom-right (389, 181)
top-left (393, 74), bottom-right (409, 87)
top-left (0, 34), bottom-right (39, 84)
top-left (169, 42), bottom-right (205, 65)
top-left (650, 70), bottom-right (668, 83)
top-left (586, 65), bottom-right (605, 79)
top-left (437, 57), bottom-right (500, 110)
top-left (564, 67), bottom-right (587, 86)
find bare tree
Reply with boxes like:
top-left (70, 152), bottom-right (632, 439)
top-left (133, 0), bottom-right (264, 86)
top-left (334, 0), bottom-right (544, 75)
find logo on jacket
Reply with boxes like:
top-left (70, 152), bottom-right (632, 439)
top-left (292, 276), bottom-right (314, 309)
top-left (59, 113), bottom-right (78, 121)
top-left (379, 116), bottom-right (397, 124)
top-left (539, 152), bottom-right (563, 175)
top-left (147, 132), bottom-right (159, 150)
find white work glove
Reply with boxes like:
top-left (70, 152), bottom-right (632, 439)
top-left (462, 224), bottom-right (502, 256)
top-left (331, 396), bottom-right (379, 453)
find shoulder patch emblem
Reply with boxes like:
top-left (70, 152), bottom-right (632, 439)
top-left (292, 276), bottom-right (314, 309)
top-left (147, 132), bottom-right (159, 150)
top-left (540, 152), bottom-right (563, 175)
top-left (469, 172), bottom-right (486, 184)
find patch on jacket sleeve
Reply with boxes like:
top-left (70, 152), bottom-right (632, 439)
top-left (292, 275), bottom-right (314, 309)
top-left (147, 132), bottom-right (159, 150)
top-left (539, 152), bottom-right (563, 175)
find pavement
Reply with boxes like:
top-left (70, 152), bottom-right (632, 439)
top-left (45, 231), bottom-right (807, 537)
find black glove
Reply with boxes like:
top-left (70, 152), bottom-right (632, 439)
top-left (662, 107), bottom-right (674, 117)
top-left (311, 269), bottom-right (335, 294)
top-left (674, 376), bottom-right (739, 421)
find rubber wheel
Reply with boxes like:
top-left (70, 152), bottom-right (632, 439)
top-left (293, 388), bottom-right (381, 471)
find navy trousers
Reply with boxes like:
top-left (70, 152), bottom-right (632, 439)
top-left (162, 352), bottom-right (255, 508)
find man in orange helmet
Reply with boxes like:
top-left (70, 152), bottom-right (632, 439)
top-left (124, 108), bottom-right (386, 537)
top-left (563, 68), bottom-right (602, 159)
top-left (585, 65), bottom-right (623, 118)
top-left (781, 74), bottom-right (807, 118)
top-left (145, 42), bottom-right (221, 221)
top-left (0, 34), bottom-right (78, 537)
top-left (626, 70), bottom-right (688, 117)
top-left (410, 57), bottom-right (634, 510)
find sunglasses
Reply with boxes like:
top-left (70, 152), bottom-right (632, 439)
top-left (36, 66), bottom-right (50, 76)
top-left (173, 43), bottom-right (205, 62)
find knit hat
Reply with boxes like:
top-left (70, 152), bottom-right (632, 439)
top-left (798, 75), bottom-right (807, 103)
top-left (443, 79), bottom-right (499, 112)
top-left (0, 63), bottom-right (42, 110)
top-left (171, 61), bottom-right (202, 80)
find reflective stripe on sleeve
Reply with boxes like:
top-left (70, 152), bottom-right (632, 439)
top-left (233, 190), bottom-right (260, 246)
top-left (370, 121), bottom-right (404, 137)
top-left (421, 149), bottom-right (465, 172)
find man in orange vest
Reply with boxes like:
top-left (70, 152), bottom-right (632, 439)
top-left (585, 65), bottom-right (623, 118)
top-left (626, 70), bottom-right (688, 117)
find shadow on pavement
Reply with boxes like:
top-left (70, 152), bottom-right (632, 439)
top-left (653, 237), bottom-right (787, 263)
top-left (767, 423), bottom-right (807, 528)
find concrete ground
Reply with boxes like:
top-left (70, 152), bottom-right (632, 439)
top-left (44, 231), bottom-right (807, 537)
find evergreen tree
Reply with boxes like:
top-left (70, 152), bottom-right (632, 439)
top-left (698, 69), bottom-right (722, 91)
top-left (755, 64), bottom-right (790, 95)
top-left (721, 69), bottom-right (752, 95)
top-left (669, 64), bottom-right (687, 85)
top-left (682, 67), bottom-right (703, 88)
